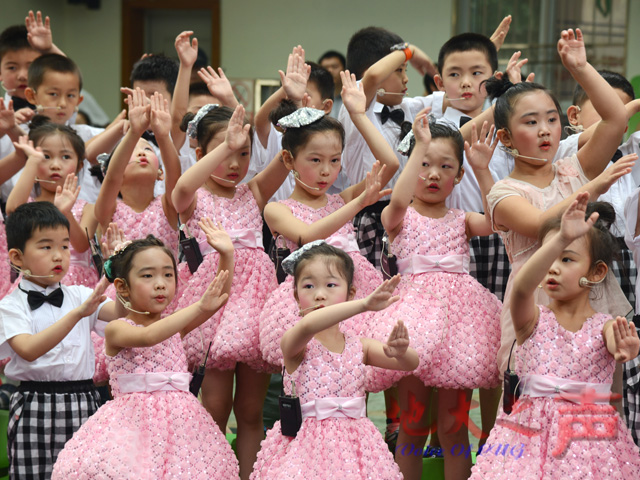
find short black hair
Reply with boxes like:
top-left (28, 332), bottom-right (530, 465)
top-left (130, 54), bottom-right (179, 95)
top-left (6, 202), bottom-right (69, 252)
top-left (437, 33), bottom-right (498, 74)
top-left (346, 27), bottom-right (403, 80)
top-left (0, 25), bottom-right (33, 63)
top-left (318, 50), bottom-right (346, 69)
top-left (308, 62), bottom-right (335, 101)
top-left (189, 82), bottom-right (214, 98)
top-left (28, 54), bottom-right (83, 91)
top-left (572, 70), bottom-right (635, 107)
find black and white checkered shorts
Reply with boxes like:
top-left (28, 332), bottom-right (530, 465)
top-left (353, 201), bottom-right (389, 270)
top-left (8, 380), bottom-right (100, 479)
top-left (611, 239), bottom-right (637, 308)
top-left (469, 233), bottom-right (511, 301)
top-left (624, 335), bottom-right (640, 448)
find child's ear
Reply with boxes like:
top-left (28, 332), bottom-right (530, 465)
top-left (496, 128), bottom-right (511, 148)
top-left (281, 149), bottom-right (295, 171)
top-left (455, 166), bottom-right (465, 184)
top-left (77, 95), bottom-right (84, 107)
top-left (348, 285), bottom-right (356, 300)
top-left (25, 87), bottom-right (37, 105)
top-left (589, 261), bottom-right (608, 284)
top-left (321, 99), bottom-right (333, 115)
top-left (566, 105), bottom-right (580, 126)
top-left (195, 146), bottom-right (204, 160)
top-left (434, 74), bottom-right (445, 92)
top-left (8, 248), bottom-right (24, 269)
top-left (157, 168), bottom-right (164, 181)
top-left (114, 278), bottom-right (129, 297)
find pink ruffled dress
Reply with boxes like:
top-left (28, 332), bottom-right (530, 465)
top-left (177, 185), bottom-right (277, 372)
top-left (63, 199), bottom-right (99, 288)
top-left (366, 208), bottom-right (502, 392)
top-left (251, 334), bottom-right (402, 480)
top-left (470, 306), bottom-right (640, 479)
top-left (52, 318), bottom-right (239, 480)
top-left (259, 195), bottom-right (382, 371)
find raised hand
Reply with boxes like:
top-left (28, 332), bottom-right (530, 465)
top-left (199, 270), bottom-right (230, 313)
top-left (0, 99), bottom-right (16, 135)
top-left (53, 173), bottom-right (80, 214)
top-left (464, 121), bottom-right (498, 171)
top-left (224, 104), bottom-right (250, 151)
top-left (363, 274), bottom-right (401, 312)
top-left (341, 70), bottom-right (366, 116)
top-left (559, 192), bottom-right (596, 243)
top-left (279, 48), bottom-right (311, 104)
top-left (490, 15), bottom-right (512, 51)
top-left (14, 107), bottom-right (36, 126)
top-left (13, 135), bottom-right (44, 161)
top-left (127, 88), bottom-right (151, 135)
top-left (558, 28), bottom-right (587, 72)
top-left (383, 320), bottom-right (410, 358)
top-left (198, 217), bottom-right (234, 256)
top-left (412, 111), bottom-right (432, 146)
top-left (612, 317), bottom-right (640, 363)
top-left (101, 222), bottom-right (128, 258)
top-left (77, 277), bottom-right (109, 318)
top-left (504, 51), bottom-right (530, 84)
top-left (25, 10), bottom-right (54, 53)
top-left (149, 92), bottom-right (171, 137)
top-left (197, 66), bottom-right (238, 106)
top-left (592, 153), bottom-right (636, 196)
top-left (358, 161), bottom-right (392, 207)
top-left (175, 31), bottom-right (198, 67)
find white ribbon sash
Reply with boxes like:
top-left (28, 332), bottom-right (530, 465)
top-left (326, 234), bottom-right (360, 254)
top-left (117, 372), bottom-right (191, 393)
top-left (396, 254), bottom-right (470, 275)
top-left (301, 396), bottom-right (367, 420)
top-left (200, 229), bottom-right (264, 255)
top-left (521, 374), bottom-right (611, 404)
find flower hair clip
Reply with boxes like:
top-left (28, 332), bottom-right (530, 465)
top-left (277, 107), bottom-right (324, 130)
top-left (282, 240), bottom-right (326, 275)
top-left (113, 240), bottom-right (132, 255)
top-left (187, 104), bottom-right (220, 139)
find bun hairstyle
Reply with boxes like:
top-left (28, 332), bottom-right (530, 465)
top-left (538, 201), bottom-right (619, 268)
top-left (483, 77), bottom-right (562, 131)
top-left (103, 235), bottom-right (177, 284)
top-left (180, 106), bottom-right (254, 152)
top-left (27, 114), bottom-right (86, 165)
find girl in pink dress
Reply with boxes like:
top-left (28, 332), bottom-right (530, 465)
top-left (365, 114), bottom-right (502, 479)
top-left (471, 194), bottom-right (640, 479)
top-left (52, 227), bottom-right (239, 480)
top-left (259, 72), bottom-right (398, 370)
top-left (171, 103), bottom-right (287, 479)
top-left (251, 242), bottom-right (417, 480)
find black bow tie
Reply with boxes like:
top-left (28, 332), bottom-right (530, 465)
top-left (19, 285), bottom-right (64, 310)
top-left (381, 106), bottom-right (405, 126)
top-left (459, 115), bottom-right (472, 127)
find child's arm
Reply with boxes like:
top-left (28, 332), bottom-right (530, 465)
top-left (5, 137), bottom-right (42, 214)
top-left (105, 270), bottom-right (229, 353)
top-left (198, 67), bottom-right (239, 108)
top-left (265, 161), bottom-right (390, 244)
top-left (360, 320), bottom-right (419, 371)
top-left (510, 193), bottom-right (597, 342)
top-left (7, 279), bottom-right (109, 362)
top-left (53, 174), bottom-right (89, 253)
top-left (172, 104), bottom-right (249, 218)
top-left (381, 113), bottom-right (431, 236)
top-left (339, 71), bottom-right (399, 201)
top-left (464, 122), bottom-right (498, 238)
top-left (281, 276), bottom-right (401, 372)
top-left (247, 150), bottom-right (289, 211)
top-left (603, 317), bottom-right (640, 362)
top-left (83, 109), bottom-right (127, 166)
top-left (490, 15), bottom-right (512, 51)
top-left (558, 29), bottom-right (627, 179)
top-left (0, 99), bottom-right (26, 143)
top-left (575, 99), bottom-right (640, 150)
top-left (25, 10), bottom-right (65, 56)
top-left (361, 49), bottom-right (409, 107)
top-left (94, 88), bottom-right (150, 226)
top-left (170, 31), bottom-right (198, 151)
top-left (494, 154), bottom-right (636, 239)
top-left (149, 92), bottom-right (180, 228)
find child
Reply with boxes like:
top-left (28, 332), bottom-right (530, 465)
top-left (6, 116), bottom-right (99, 287)
top-left (318, 49), bottom-right (346, 118)
top-left (251, 242), bottom-right (417, 479)
top-left (129, 53), bottom-right (178, 102)
top-left (52, 231), bottom-right (239, 480)
top-left (470, 194), bottom-right (640, 479)
top-left (367, 116), bottom-right (502, 479)
top-left (486, 29), bottom-right (635, 374)
top-left (259, 72), bottom-right (398, 369)
top-left (171, 103), bottom-right (287, 479)
top-left (0, 201), bottom-right (122, 478)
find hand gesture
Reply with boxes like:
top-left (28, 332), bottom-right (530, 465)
top-left (612, 317), bottom-right (640, 363)
top-left (101, 222), bottom-right (128, 258)
top-left (490, 15), bottom-right (512, 51)
top-left (279, 48), bottom-right (310, 104)
top-left (197, 66), bottom-right (238, 107)
top-left (14, 107), bottom-right (35, 126)
top-left (13, 135), bottom-right (44, 162)
top-left (559, 192), bottom-right (596, 243)
top-left (383, 320), bottom-right (410, 358)
top-left (127, 88), bottom-right (150, 135)
top-left (558, 28), bottom-right (587, 72)
top-left (149, 92), bottom-right (171, 137)
top-left (175, 31), bottom-right (198, 67)
top-left (363, 275), bottom-right (401, 312)
top-left (199, 270), bottom-right (230, 313)
top-left (0, 99), bottom-right (16, 135)
top-left (358, 161), bottom-right (393, 208)
top-left (77, 277), bottom-right (109, 318)
top-left (53, 174), bottom-right (80, 214)
top-left (504, 51), bottom-right (530, 84)
top-left (341, 70), bottom-right (366, 116)
top-left (592, 153), bottom-right (636, 196)
top-left (464, 122), bottom-right (498, 172)
top-left (224, 104), bottom-right (250, 151)
top-left (412, 111), bottom-right (432, 146)
top-left (121, 87), bottom-right (151, 106)
top-left (25, 11), bottom-right (54, 53)
top-left (198, 217), bottom-right (234, 256)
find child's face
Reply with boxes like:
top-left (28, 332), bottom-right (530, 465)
top-left (503, 91), bottom-right (562, 164)
top-left (37, 133), bottom-right (80, 192)
top-left (201, 129), bottom-right (251, 188)
top-left (377, 63), bottom-right (408, 106)
top-left (291, 131), bottom-right (342, 195)
top-left (124, 138), bottom-right (161, 183)
top-left (572, 88), bottom-right (633, 130)
top-left (319, 57), bottom-right (343, 87)
top-left (415, 138), bottom-right (463, 206)
top-left (0, 48), bottom-right (40, 100)
top-left (132, 80), bottom-right (172, 103)
top-left (26, 71), bottom-right (83, 124)
top-left (436, 50), bottom-right (493, 116)
top-left (295, 257), bottom-right (351, 314)
top-left (306, 82), bottom-right (331, 114)
top-left (124, 247), bottom-right (176, 314)
top-left (10, 225), bottom-right (70, 288)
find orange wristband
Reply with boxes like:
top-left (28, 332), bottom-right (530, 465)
top-left (403, 47), bottom-right (413, 61)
